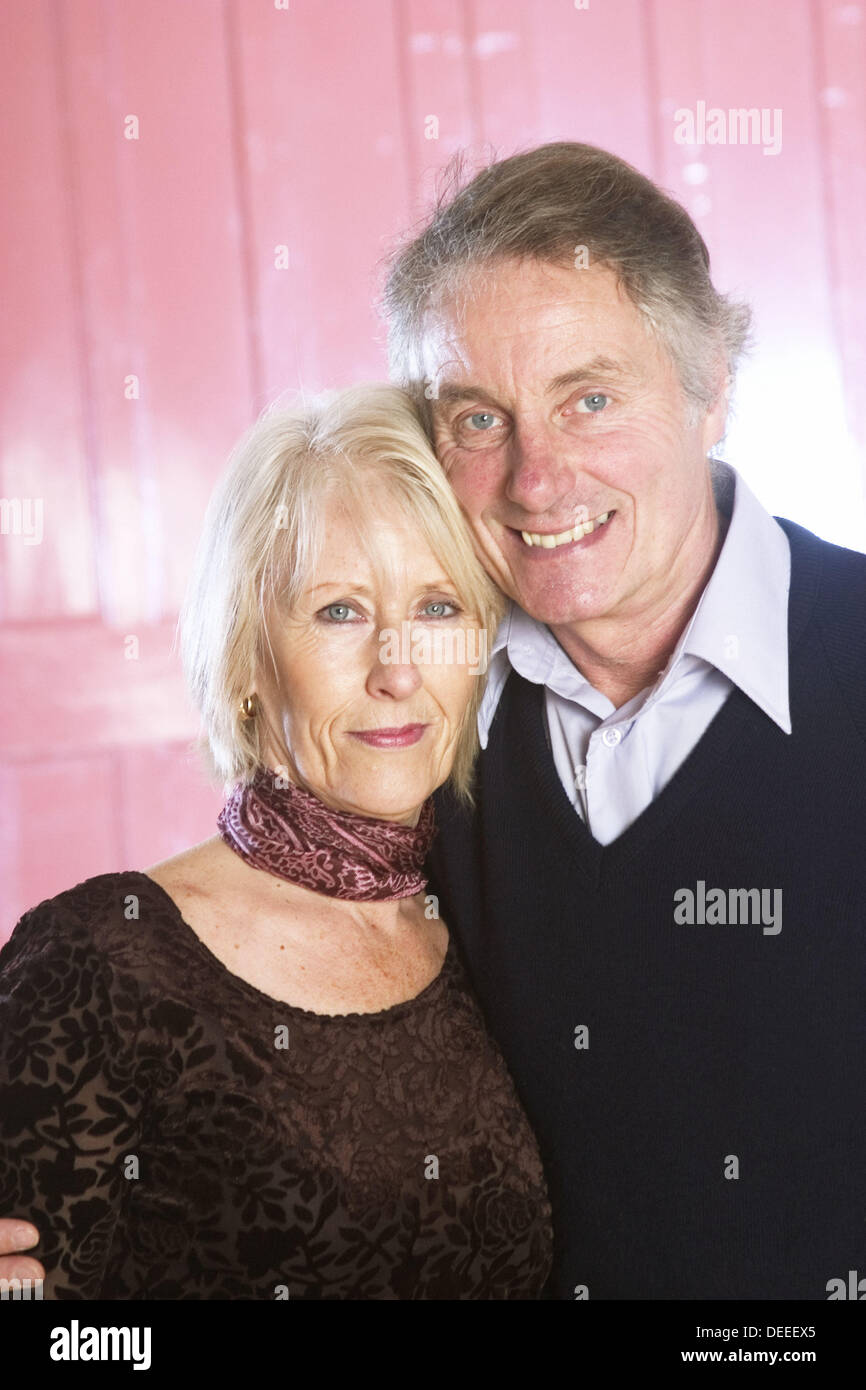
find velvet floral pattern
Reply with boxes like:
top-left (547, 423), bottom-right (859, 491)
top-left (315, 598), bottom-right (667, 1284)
top-left (0, 872), bottom-right (553, 1299)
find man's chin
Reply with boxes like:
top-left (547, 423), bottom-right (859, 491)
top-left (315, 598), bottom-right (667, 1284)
top-left (514, 600), bottom-right (608, 628)
top-left (510, 583), bottom-right (613, 627)
top-left (486, 524), bottom-right (622, 621)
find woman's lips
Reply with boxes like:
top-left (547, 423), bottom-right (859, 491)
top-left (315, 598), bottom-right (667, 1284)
top-left (349, 724), bottom-right (428, 748)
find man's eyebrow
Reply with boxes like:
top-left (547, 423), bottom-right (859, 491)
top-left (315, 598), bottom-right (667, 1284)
top-left (433, 383), bottom-right (502, 409)
top-left (547, 356), bottom-right (636, 392)
top-left (433, 356), bottom-right (636, 410)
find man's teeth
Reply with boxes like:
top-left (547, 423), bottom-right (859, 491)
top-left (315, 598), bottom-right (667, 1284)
top-left (520, 512), bottom-right (612, 548)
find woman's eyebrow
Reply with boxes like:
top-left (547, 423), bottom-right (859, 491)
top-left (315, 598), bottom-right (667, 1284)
top-left (306, 578), bottom-right (459, 596)
top-left (307, 580), bottom-right (373, 595)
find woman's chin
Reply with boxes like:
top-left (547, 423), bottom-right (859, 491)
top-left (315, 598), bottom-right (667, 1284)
top-left (334, 778), bottom-right (442, 825)
top-left (356, 795), bottom-right (432, 826)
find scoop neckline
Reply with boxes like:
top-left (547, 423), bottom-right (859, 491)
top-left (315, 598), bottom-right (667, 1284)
top-left (131, 870), bottom-right (454, 1024)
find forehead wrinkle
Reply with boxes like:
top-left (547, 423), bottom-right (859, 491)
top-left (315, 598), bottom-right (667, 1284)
top-left (424, 260), bottom-right (647, 380)
top-left (435, 355), bottom-right (639, 410)
top-left (547, 356), bottom-right (641, 392)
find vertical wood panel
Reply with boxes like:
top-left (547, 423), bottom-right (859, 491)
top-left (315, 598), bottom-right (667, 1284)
top-left (232, 0), bottom-right (413, 399)
top-left (527, 0), bottom-right (656, 173)
top-left (60, 0), bottom-right (254, 626)
top-left (0, 0), bottom-right (98, 622)
top-left (815, 0), bottom-right (866, 458)
top-left (1, 757), bottom-right (121, 940)
top-left (117, 743), bottom-right (224, 873)
top-left (467, 0), bottom-right (540, 153)
top-left (399, 0), bottom-right (477, 213)
top-left (650, 0), bottom-right (865, 546)
top-left (0, 621), bottom-right (199, 761)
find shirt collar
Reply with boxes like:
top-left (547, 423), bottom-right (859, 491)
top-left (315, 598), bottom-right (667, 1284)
top-left (674, 460), bottom-right (791, 732)
top-left (478, 461), bottom-right (792, 747)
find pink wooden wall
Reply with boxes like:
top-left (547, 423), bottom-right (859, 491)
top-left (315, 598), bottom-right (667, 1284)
top-left (2, 0), bottom-right (865, 936)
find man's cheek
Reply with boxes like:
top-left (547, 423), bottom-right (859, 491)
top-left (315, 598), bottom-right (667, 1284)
top-left (448, 456), bottom-right (504, 512)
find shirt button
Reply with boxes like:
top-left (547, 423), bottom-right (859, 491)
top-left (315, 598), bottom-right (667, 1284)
top-left (601, 727), bottom-right (622, 747)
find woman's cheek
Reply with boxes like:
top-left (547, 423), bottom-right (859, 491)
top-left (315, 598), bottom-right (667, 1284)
top-left (434, 655), bottom-right (476, 729)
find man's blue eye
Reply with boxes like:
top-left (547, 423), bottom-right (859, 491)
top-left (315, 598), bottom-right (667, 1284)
top-left (582, 393), bottom-right (608, 412)
top-left (467, 412), bottom-right (497, 430)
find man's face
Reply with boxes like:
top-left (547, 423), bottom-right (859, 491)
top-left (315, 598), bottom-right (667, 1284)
top-left (423, 258), bottom-right (726, 629)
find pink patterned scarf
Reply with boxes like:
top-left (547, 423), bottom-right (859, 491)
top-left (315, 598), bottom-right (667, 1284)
top-left (217, 767), bottom-right (436, 901)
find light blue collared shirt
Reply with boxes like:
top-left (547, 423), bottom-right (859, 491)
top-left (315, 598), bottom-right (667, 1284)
top-left (477, 461), bottom-right (792, 845)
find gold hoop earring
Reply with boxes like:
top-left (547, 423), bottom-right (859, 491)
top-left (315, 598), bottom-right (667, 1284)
top-left (239, 695), bottom-right (257, 720)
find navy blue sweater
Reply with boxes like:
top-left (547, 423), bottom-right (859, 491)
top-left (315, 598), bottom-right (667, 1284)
top-left (429, 516), bottom-right (866, 1300)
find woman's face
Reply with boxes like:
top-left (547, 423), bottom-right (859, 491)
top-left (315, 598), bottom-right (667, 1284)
top-left (259, 487), bottom-right (483, 825)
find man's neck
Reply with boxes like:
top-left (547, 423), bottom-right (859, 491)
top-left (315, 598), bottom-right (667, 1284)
top-left (548, 496), bottom-right (727, 710)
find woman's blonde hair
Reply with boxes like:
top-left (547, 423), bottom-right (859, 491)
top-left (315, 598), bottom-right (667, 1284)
top-left (180, 383), bottom-right (505, 803)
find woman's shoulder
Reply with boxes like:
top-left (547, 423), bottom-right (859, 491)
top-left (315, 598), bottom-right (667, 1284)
top-left (1, 869), bottom-right (182, 977)
top-left (143, 836), bottom-right (228, 905)
top-left (7, 869), bottom-right (143, 932)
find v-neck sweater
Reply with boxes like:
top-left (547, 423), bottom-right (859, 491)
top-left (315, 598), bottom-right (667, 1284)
top-left (429, 514), bottom-right (866, 1299)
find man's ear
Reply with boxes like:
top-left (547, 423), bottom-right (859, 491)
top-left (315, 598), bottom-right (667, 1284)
top-left (701, 360), bottom-right (730, 454)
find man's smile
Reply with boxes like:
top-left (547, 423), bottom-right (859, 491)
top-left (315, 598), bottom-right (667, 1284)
top-left (501, 509), bottom-right (617, 552)
top-left (518, 509), bottom-right (615, 548)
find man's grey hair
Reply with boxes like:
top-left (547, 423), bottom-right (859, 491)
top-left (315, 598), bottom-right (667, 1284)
top-left (382, 142), bottom-right (752, 425)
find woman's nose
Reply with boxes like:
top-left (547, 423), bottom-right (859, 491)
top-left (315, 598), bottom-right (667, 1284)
top-left (366, 640), bottom-right (424, 700)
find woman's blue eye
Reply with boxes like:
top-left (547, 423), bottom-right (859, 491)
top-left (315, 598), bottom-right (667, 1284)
top-left (422, 600), bottom-right (457, 618)
top-left (580, 393), bottom-right (609, 413)
top-left (323, 603), bottom-right (354, 622)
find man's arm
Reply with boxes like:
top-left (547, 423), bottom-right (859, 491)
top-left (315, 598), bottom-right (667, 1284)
top-left (0, 1219), bottom-right (44, 1283)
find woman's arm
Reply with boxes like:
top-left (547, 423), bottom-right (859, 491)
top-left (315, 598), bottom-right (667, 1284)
top-left (0, 900), bottom-right (144, 1299)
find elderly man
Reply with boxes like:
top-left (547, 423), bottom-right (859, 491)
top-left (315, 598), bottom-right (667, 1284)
top-left (2, 142), bottom-right (864, 1301)
top-left (384, 142), bottom-right (866, 1300)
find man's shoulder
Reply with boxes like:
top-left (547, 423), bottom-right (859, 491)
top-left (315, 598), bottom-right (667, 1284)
top-left (775, 516), bottom-right (866, 740)
top-left (775, 514), bottom-right (866, 635)
top-left (775, 513), bottom-right (866, 578)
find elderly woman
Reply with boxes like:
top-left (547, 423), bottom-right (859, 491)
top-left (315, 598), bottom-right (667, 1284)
top-left (0, 384), bottom-right (552, 1300)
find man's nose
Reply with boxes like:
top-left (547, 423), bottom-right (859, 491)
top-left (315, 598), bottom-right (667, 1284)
top-left (505, 423), bottom-right (579, 512)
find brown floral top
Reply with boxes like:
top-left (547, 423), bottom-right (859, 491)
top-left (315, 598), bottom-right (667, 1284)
top-left (0, 872), bottom-right (552, 1300)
